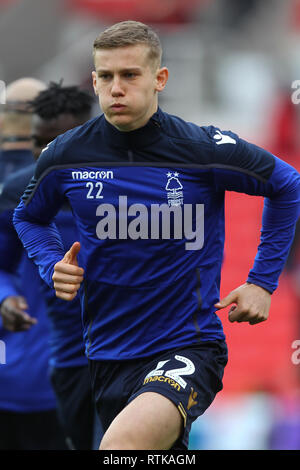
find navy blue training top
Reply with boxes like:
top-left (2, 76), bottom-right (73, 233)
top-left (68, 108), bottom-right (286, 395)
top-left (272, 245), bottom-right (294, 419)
top-left (13, 108), bottom-right (300, 361)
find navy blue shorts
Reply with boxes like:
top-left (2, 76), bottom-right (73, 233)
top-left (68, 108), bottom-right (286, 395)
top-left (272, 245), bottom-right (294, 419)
top-left (89, 340), bottom-right (228, 449)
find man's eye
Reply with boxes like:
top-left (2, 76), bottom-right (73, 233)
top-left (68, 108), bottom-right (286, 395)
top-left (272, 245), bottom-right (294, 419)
top-left (99, 74), bottom-right (111, 80)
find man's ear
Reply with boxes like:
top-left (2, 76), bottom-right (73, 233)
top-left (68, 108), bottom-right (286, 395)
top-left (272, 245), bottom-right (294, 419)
top-left (92, 71), bottom-right (98, 96)
top-left (155, 67), bottom-right (169, 93)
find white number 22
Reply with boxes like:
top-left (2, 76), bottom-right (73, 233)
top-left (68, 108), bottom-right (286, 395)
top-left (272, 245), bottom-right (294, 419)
top-left (144, 355), bottom-right (195, 389)
top-left (86, 182), bottom-right (103, 199)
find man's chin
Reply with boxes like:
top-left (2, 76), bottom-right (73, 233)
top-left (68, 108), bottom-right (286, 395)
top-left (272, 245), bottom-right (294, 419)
top-left (105, 109), bottom-right (151, 132)
top-left (108, 115), bottom-right (137, 132)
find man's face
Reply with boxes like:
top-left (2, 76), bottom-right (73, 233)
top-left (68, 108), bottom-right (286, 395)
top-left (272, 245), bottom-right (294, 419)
top-left (92, 44), bottom-right (168, 132)
top-left (31, 113), bottom-right (87, 159)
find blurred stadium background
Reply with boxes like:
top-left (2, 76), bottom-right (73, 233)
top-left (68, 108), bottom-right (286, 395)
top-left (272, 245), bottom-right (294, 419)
top-left (1, 0), bottom-right (300, 450)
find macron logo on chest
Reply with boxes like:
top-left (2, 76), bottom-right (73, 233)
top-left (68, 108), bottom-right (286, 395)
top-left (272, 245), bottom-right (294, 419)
top-left (213, 130), bottom-right (237, 145)
top-left (71, 170), bottom-right (114, 180)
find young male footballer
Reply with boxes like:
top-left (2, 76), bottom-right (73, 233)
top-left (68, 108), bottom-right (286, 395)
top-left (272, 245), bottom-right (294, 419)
top-left (14, 21), bottom-right (300, 450)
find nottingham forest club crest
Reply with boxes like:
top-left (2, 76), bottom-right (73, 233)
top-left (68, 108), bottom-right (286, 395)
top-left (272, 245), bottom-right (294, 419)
top-left (166, 172), bottom-right (183, 207)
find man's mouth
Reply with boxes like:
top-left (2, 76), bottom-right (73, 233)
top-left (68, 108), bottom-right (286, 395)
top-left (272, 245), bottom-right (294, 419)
top-left (111, 104), bottom-right (126, 110)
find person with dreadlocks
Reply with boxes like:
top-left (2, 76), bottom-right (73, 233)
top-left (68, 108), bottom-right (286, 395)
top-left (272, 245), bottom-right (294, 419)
top-left (30, 81), bottom-right (94, 158)
top-left (0, 82), bottom-right (101, 449)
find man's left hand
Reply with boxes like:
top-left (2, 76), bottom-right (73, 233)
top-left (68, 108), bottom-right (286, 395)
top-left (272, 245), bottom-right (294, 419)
top-left (214, 283), bottom-right (271, 325)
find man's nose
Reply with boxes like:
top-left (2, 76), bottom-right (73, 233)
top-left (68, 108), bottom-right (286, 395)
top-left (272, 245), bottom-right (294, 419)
top-left (111, 77), bottom-right (125, 96)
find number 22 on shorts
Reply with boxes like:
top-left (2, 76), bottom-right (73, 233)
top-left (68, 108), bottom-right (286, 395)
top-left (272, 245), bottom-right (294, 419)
top-left (144, 355), bottom-right (195, 389)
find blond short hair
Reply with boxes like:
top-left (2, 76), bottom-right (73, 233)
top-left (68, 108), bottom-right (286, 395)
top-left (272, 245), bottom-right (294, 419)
top-left (93, 20), bottom-right (162, 69)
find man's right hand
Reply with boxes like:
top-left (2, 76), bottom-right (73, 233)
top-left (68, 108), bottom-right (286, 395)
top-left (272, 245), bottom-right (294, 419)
top-left (52, 241), bottom-right (84, 301)
top-left (1, 296), bottom-right (37, 332)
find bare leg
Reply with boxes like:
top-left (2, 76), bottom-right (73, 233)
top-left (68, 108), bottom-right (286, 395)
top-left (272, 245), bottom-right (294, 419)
top-left (99, 392), bottom-right (182, 450)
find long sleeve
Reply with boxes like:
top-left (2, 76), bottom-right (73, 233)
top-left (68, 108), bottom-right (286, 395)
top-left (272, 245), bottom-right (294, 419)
top-left (13, 142), bottom-right (66, 288)
top-left (246, 157), bottom-right (300, 292)
top-left (209, 130), bottom-right (300, 293)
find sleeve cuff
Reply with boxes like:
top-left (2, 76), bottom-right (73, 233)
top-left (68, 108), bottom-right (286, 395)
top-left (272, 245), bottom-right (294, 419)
top-left (246, 277), bottom-right (274, 294)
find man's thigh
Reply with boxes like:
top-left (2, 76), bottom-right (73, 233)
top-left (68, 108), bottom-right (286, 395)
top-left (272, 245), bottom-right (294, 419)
top-left (99, 391), bottom-right (182, 450)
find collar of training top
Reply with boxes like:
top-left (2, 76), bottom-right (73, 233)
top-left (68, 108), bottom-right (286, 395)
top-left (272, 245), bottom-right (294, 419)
top-left (102, 107), bottom-right (163, 150)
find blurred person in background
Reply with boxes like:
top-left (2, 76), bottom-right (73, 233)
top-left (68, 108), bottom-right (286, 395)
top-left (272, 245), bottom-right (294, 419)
top-left (0, 77), bottom-right (67, 450)
top-left (0, 77), bottom-right (46, 190)
top-left (13, 21), bottom-right (300, 450)
top-left (0, 82), bottom-right (102, 450)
